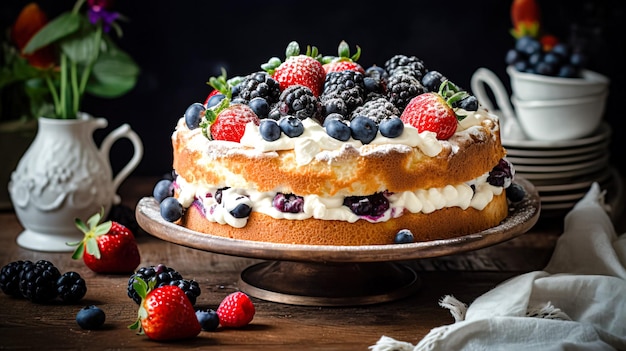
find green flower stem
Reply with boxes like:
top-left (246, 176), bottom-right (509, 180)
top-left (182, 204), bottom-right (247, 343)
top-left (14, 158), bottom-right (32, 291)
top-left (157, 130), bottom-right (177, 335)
top-left (71, 59), bottom-right (80, 116)
top-left (60, 53), bottom-right (68, 118)
top-left (44, 74), bottom-right (61, 118)
top-left (78, 25), bottom-right (102, 97)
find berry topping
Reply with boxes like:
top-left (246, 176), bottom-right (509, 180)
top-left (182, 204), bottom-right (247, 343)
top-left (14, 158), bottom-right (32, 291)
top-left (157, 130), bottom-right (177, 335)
top-left (379, 116), bottom-right (404, 138)
top-left (279, 115), bottom-right (305, 138)
top-left (184, 103), bottom-right (205, 130)
top-left (274, 85), bottom-right (321, 121)
top-left (216, 291), bottom-right (255, 328)
top-left (400, 89), bottom-right (459, 140)
top-left (263, 41), bottom-right (326, 97)
top-left (350, 115), bottom-right (378, 144)
top-left (488, 159), bottom-right (515, 188)
top-left (127, 264), bottom-right (201, 306)
top-left (230, 202), bottom-right (252, 218)
top-left (207, 103), bottom-right (260, 143)
top-left (76, 305), bottom-right (106, 330)
top-left (324, 114), bottom-right (351, 141)
top-left (259, 118), bottom-right (281, 141)
top-left (321, 40), bottom-right (365, 74)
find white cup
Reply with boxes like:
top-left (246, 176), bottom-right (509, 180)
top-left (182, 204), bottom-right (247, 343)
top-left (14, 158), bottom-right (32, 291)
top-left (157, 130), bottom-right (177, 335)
top-left (471, 67), bottom-right (609, 141)
top-left (511, 91), bottom-right (608, 141)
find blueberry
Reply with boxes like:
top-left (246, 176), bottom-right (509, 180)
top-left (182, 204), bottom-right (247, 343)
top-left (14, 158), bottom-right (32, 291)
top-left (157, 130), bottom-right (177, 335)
top-left (324, 117), bottom-right (351, 141)
top-left (506, 183), bottom-right (526, 203)
top-left (350, 115), bottom-right (378, 144)
top-left (153, 179), bottom-right (174, 203)
top-left (259, 119), bottom-right (281, 141)
top-left (378, 116), bottom-right (404, 138)
top-left (76, 305), bottom-right (106, 330)
top-left (184, 103), bottom-right (205, 130)
top-left (558, 64), bottom-right (578, 78)
top-left (550, 43), bottom-right (571, 58)
top-left (394, 229), bottom-right (415, 244)
top-left (160, 197), bottom-right (183, 222)
top-left (569, 51), bottom-right (588, 68)
top-left (279, 115), bottom-right (304, 138)
top-left (505, 48), bottom-right (523, 66)
top-left (343, 192), bottom-right (389, 217)
top-left (515, 36), bottom-right (541, 56)
top-left (196, 309), bottom-right (220, 331)
top-left (421, 70), bottom-right (447, 92)
top-left (230, 203), bottom-right (252, 218)
top-left (249, 97), bottom-right (270, 118)
top-left (456, 95), bottom-right (478, 111)
top-left (206, 93), bottom-right (225, 108)
top-left (273, 193), bottom-right (304, 213)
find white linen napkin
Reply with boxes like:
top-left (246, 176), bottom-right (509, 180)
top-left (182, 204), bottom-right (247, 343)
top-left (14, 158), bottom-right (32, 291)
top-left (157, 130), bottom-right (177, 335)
top-left (371, 182), bottom-right (626, 351)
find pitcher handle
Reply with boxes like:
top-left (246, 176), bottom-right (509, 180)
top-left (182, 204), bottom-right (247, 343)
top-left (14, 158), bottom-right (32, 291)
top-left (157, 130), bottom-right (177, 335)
top-left (100, 124), bottom-right (144, 204)
top-left (470, 68), bottom-right (516, 122)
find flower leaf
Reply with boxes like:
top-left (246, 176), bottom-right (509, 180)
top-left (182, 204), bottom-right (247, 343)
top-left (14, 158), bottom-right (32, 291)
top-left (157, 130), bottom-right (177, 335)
top-left (86, 49), bottom-right (139, 97)
top-left (60, 27), bottom-right (100, 64)
top-left (22, 12), bottom-right (81, 54)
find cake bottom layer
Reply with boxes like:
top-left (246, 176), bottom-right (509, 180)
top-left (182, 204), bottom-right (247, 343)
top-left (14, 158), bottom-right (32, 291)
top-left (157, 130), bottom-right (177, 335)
top-left (179, 192), bottom-right (509, 246)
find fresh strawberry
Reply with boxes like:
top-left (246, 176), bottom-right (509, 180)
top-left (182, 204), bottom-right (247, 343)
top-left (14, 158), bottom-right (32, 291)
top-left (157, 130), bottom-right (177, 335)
top-left (263, 41), bottom-right (326, 97)
top-left (510, 0), bottom-right (540, 39)
top-left (400, 81), bottom-right (471, 140)
top-left (69, 209), bottom-right (140, 274)
top-left (216, 291), bottom-right (255, 328)
top-left (129, 278), bottom-right (201, 341)
top-left (207, 103), bottom-right (260, 142)
top-left (322, 40), bottom-right (365, 74)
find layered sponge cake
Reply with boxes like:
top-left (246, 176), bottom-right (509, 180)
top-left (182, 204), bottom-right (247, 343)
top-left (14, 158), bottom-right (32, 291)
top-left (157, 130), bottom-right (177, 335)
top-left (154, 41), bottom-right (517, 246)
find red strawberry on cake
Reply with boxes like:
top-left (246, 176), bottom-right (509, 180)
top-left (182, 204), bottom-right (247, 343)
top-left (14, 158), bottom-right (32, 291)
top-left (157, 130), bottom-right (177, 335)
top-left (263, 41), bottom-right (326, 97)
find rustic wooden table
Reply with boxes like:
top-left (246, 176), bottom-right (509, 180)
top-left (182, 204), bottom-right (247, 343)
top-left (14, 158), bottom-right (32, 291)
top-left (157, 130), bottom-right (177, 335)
top-left (0, 176), bottom-right (622, 350)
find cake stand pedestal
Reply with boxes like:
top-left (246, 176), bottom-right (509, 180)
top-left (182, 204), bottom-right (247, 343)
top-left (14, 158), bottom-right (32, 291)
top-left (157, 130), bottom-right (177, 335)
top-left (136, 178), bottom-right (540, 306)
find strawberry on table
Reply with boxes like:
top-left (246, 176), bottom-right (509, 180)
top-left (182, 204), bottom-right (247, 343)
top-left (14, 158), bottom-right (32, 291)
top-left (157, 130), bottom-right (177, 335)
top-left (262, 41), bottom-right (326, 97)
top-left (216, 291), bottom-right (255, 328)
top-left (129, 277), bottom-right (201, 341)
top-left (68, 209), bottom-right (140, 274)
top-left (321, 40), bottom-right (365, 74)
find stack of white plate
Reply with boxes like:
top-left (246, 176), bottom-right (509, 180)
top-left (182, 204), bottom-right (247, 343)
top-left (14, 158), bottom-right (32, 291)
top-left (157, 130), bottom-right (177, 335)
top-left (504, 122), bottom-right (620, 218)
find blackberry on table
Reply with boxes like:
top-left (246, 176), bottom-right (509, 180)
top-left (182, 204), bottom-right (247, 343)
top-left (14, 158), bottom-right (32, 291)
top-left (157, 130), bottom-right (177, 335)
top-left (0, 260), bottom-right (31, 297)
top-left (56, 271), bottom-right (87, 303)
top-left (19, 260), bottom-right (61, 303)
top-left (128, 264), bottom-right (201, 305)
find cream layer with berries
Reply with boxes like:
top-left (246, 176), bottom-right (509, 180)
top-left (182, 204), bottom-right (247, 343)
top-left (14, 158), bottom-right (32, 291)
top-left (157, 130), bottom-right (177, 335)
top-left (171, 110), bottom-right (510, 245)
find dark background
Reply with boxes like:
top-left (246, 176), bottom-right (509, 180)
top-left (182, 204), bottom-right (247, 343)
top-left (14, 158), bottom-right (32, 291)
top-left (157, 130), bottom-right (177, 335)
top-left (2, 0), bottom-right (625, 177)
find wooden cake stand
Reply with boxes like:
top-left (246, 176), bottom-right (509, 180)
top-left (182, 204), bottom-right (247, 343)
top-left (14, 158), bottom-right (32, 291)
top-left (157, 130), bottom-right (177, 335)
top-left (136, 178), bottom-right (540, 306)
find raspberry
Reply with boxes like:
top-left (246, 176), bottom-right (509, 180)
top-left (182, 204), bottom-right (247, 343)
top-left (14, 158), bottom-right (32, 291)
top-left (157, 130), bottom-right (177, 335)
top-left (216, 292), bottom-right (255, 328)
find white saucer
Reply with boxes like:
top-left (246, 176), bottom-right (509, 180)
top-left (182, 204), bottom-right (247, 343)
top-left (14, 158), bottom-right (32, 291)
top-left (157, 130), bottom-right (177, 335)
top-left (507, 150), bottom-right (604, 166)
top-left (502, 122), bottom-right (611, 149)
top-left (505, 140), bottom-right (609, 158)
top-left (512, 154), bottom-right (609, 173)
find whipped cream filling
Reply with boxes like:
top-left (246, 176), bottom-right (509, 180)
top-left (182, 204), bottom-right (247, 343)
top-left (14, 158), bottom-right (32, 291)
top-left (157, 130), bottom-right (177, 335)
top-left (174, 108), bottom-right (497, 167)
top-left (176, 173), bottom-right (504, 228)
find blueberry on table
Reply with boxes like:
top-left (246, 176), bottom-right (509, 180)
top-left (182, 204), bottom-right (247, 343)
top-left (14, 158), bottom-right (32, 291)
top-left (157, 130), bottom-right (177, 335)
top-left (196, 309), bottom-right (220, 331)
top-left (76, 305), bottom-right (106, 330)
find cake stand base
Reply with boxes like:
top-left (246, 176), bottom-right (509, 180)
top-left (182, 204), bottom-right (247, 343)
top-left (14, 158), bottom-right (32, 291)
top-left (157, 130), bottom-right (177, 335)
top-left (238, 260), bottom-right (420, 306)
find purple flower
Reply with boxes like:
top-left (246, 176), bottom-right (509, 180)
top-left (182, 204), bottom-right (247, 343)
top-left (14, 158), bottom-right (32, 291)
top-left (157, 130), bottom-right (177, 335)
top-left (87, 0), bottom-right (119, 33)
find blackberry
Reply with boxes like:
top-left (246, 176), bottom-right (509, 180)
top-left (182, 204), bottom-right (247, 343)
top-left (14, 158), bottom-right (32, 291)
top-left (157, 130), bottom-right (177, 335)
top-left (351, 97), bottom-right (400, 123)
top-left (19, 260), bottom-right (61, 303)
top-left (386, 73), bottom-right (427, 112)
top-left (0, 260), bottom-right (31, 297)
top-left (127, 264), bottom-right (201, 305)
top-left (163, 279), bottom-right (202, 305)
top-left (234, 71), bottom-right (281, 104)
top-left (321, 70), bottom-right (366, 114)
top-left (320, 97), bottom-right (348, 120)
top-left (343, 192), bottom-right (390, 218)
top-left (56, 271), bottom-right (87, 303)
top-left (384, 54), bottom-right (427, 81)
top-left (487, 159), bottom-right (515, 187)
top-left (272, 85), bottom-right (321, 121)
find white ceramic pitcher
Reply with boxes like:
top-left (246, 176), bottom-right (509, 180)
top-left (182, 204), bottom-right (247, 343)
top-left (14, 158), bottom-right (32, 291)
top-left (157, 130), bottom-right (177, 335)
top-left (8, 113), bottom-right (143, 252)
